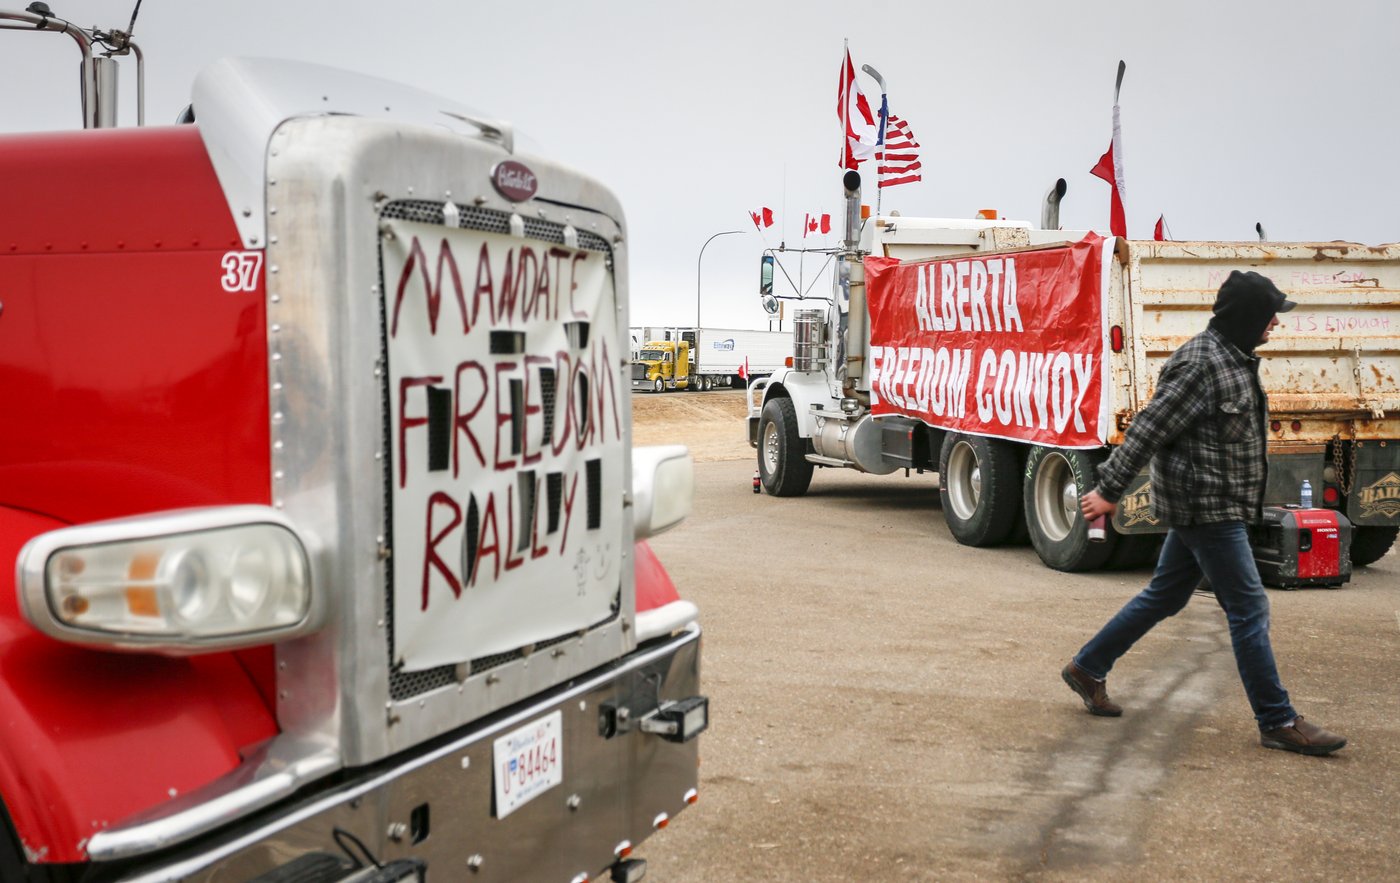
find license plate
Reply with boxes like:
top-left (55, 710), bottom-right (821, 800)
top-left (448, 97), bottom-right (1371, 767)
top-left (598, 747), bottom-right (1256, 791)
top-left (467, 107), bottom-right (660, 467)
top-left (492, 711), bottom-right (564, 818)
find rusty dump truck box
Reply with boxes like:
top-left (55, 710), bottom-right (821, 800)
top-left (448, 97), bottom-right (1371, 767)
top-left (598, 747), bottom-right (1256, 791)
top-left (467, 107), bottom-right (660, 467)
top-left (1116, 241), bottom-right (1400, 434)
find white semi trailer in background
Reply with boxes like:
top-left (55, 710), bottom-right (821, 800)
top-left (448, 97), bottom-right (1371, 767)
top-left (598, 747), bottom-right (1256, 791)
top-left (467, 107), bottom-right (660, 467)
top-left (749, 171), bottom-right (1400, 572)
top-left (631, 326), bottom-right (791, 391)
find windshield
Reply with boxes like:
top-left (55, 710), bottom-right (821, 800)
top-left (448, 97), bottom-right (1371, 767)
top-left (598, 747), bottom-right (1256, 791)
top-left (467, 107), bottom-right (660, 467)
top-left (639, 349), bottom-right (667, 361)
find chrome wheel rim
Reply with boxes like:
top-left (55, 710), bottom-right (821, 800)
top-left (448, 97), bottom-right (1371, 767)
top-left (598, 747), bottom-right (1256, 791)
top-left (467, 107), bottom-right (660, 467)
top-left (1033, 452), bottom-right (1079, 542)
top-left (947, 441), bottom-right (982, 520)
top-left (762, 421), bottom-right (780, 472)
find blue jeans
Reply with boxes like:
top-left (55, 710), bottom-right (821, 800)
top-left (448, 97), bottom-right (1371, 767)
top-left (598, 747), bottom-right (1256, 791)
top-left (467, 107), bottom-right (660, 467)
top-left (1074, 521), bottom-right (1296, 731)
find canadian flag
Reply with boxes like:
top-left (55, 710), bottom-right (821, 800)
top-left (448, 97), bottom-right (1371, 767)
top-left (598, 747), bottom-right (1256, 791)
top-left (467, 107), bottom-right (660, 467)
top-left (837, 47), bottom-right (878, 170)
top-left (1089, 61), bottom-right (1128, 239)
top-left (804, 213), bottom-right (832, 238)
top-left (739, 356), bottom-right (750, 382)
top-left (749, 207), bottom-right (775, 230)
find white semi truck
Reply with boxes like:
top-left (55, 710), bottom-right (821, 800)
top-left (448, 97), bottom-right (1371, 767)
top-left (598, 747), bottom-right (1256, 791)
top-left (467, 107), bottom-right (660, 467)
top-left (749, 171), bottom-right (1400, 572)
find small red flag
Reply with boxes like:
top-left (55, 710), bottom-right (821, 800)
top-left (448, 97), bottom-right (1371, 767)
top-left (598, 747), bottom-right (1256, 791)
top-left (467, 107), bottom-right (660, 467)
top-left (1153, 214), bottom-right (1166, 241)
top-left (750, 207), bottom-right (774, 230)
top-left (739, 356), bottom-right (750, 381)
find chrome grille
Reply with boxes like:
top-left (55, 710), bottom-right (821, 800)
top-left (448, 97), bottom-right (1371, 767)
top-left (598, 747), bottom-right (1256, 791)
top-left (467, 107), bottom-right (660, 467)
top-left (378, 199), bottom-right (617, 701)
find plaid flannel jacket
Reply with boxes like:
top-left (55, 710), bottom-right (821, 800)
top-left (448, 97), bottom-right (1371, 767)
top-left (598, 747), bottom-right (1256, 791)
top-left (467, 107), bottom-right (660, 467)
top-left (1095, 327), bottom-right (1268, 526)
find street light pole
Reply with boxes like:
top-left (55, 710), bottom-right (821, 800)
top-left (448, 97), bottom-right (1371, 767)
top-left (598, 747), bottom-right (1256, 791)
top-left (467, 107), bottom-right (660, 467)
top-left (696, 229), bottom-right (747, 330)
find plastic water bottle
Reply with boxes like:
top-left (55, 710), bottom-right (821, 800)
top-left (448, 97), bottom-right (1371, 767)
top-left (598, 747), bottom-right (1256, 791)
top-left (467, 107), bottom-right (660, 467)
top-left (1300, 479), bottom-right (1313, 509)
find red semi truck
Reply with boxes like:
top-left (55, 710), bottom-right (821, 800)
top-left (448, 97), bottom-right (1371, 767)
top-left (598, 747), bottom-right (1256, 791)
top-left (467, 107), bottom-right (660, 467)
top-left (0, 10), bottom-right (704, 881)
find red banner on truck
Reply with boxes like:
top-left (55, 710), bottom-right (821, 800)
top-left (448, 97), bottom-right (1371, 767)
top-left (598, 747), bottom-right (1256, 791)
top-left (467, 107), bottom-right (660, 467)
top-left (865, 233), bottom-right (1108, 448)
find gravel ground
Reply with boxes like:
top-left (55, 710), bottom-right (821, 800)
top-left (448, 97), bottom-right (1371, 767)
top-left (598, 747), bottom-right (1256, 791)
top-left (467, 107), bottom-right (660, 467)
top-left (632, 392), bottom-right (1400, 882)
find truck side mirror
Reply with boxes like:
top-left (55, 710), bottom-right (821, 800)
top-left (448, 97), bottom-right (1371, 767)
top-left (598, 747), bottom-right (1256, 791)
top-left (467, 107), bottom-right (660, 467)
top-left (759, 254), bottom-right (775, 296)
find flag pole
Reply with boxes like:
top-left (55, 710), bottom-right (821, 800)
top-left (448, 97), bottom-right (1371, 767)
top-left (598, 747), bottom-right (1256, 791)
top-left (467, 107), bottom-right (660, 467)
top-left (840, 39), bottom-right (850, 170)
top-left (861, 63), bottom-right (888, 218)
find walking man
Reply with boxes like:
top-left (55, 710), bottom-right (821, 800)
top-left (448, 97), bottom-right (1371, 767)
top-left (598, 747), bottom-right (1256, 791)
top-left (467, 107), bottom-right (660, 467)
top-left (1064, 270), bottom-right (1346, 756)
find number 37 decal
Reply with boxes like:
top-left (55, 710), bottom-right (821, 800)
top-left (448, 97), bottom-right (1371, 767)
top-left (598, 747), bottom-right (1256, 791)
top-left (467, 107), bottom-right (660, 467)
top-left (220, 251), bottom-right (264, 292)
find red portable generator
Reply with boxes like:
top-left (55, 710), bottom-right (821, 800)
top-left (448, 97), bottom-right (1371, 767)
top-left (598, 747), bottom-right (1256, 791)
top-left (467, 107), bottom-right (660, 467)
top-left (1252, 507), bottom-right (1353, 589)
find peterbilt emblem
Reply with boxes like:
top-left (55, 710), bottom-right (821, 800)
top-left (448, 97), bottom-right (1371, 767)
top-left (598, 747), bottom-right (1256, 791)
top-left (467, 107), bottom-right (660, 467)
top-left (491, 160), bottom-right (538, 203)
top-left (1358, 472), bottom-right (1400, 518)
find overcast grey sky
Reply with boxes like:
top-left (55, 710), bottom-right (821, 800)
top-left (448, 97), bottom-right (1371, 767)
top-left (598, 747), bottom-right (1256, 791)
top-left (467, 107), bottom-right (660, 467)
top-left (4, 1), bottom-right (1397, 330)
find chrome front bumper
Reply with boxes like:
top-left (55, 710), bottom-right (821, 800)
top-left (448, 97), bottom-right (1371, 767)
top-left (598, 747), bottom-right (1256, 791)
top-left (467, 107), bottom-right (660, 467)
top-left (116, 626), bottom-right (703, 883)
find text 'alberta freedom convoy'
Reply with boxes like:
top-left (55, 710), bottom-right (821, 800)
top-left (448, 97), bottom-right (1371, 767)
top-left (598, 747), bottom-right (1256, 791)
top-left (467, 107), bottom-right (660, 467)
top-left (866, 249), bottom-right (1102, 441)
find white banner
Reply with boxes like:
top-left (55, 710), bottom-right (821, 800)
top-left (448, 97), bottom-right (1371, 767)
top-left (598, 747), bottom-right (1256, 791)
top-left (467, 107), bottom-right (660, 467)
top-left (384, 219), bottom-right (624, 671)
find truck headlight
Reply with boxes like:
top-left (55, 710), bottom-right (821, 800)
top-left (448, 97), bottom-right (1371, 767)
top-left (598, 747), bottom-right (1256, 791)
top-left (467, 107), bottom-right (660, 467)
top-left (18, 506), bottom-right (320, 654)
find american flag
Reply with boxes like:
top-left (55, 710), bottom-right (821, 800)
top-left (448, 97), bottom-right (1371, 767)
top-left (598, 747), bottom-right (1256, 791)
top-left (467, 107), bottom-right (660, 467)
top-left (878, 113), bottom-right (922, 188)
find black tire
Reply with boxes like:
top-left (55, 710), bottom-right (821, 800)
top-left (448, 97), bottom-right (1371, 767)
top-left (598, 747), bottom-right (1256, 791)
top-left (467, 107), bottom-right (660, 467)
top-left (758, 397), bottom-right (813, 497)
top-left (1351, 525), bottom-right (1399, 568)
top-left (1105, 532), bottom-right (1163, 571)
top-left (702, 376), bottom-right (713, 392)
top-left (1023, 446), bottom-right (1117, 572)
top-left (653, 378), bottom-right (664, 393)
top-left (938, 433), bottom-right (1021, 546)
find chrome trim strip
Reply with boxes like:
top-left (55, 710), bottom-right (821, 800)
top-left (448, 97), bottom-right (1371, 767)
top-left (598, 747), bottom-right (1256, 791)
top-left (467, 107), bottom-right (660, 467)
top-left (107, 624), bottom-right (700, 876)
top-left (635, 600), bottom-right (698, 643)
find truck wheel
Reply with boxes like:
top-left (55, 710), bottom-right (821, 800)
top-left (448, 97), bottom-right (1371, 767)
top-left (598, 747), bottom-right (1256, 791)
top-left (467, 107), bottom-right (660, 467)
top-left (1023, 446), bottom-right (1116, 572)
top-left (938, 434), bottom-right (1020, 546)
top-left (703, 376), bottom-right (713, 391)
top-left (758, 397), bottom-right (813, 497)
top-left (1105, 532), bottom-right (1163, 570)
top-left (1351, 525), bottom-right (1399, 567)
top-left (653, 378), bottom-right (665, 393)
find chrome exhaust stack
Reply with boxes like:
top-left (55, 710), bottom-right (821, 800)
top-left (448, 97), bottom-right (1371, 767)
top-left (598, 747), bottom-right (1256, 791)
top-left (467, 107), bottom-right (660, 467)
top-left (1041, 178), bottom-right (1067, 230)
top-left (842, 170), bottom-right (862, 251)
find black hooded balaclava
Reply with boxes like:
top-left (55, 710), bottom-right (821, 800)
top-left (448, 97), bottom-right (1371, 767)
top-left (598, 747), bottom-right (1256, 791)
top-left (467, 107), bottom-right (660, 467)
top-left (1208, 270), bottom-right (1296, 354)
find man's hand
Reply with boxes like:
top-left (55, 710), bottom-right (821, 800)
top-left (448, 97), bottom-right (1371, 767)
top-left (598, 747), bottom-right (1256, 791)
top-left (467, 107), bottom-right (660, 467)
top-left (1080, 489), bottom-right (1117, 520)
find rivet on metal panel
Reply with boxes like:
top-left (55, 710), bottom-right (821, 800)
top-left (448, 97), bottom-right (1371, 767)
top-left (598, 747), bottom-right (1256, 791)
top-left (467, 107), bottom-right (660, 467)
top-left (376, 619), bottom-right (384, 628)
top-left (271, 353), bottom-right (281, 362)
top-left (538, 208), bottom-right (547, 218)
top-left (270, 294), bottom-right (281, 304)
top-left (269, 235), bottom-right (278, 244)
top-left (467, 854), bottom-right (483, 871)
top-left (579, 700), bottom-right (587, 712)
top-left (274, 499), bottom-right (283, 509)
top-left (272, 411), bottom-right (284, 423)
top-left (274, 470), bottom-right (284, 481)
top-left (274, 440), bottom-right (283, 451)
top-left (552, 647), bottom-right (566, 659)
top-left (374, 451), bottom-right (384, 461)
top-left (418, 699), bottom-right (425, 708)
top-left (249, 237), bottom-right (259, 245)
top-left (407, 186), bottom-right (414, 195)
top-left (278, 660), bottom-right (287, 670)
top-left (269, 264), bottom-right (279, 275)
top-left (272, 382), bottom-right (283, 392)
top-left (242, 208), bottom-right (252, 217)
top-left (168, 788), bottom-right (178, 798)
top-left (269, 180), bottom-right (277, 187)
top-left (486, 673), bottom-right (501, 685)
top-left (567, 794), bottom-right (581, 811)
top-left (387, 822), bottom-right (407, 842)
top-left (278, 690), bottom-right (288, 700)
top-left (271, 324), bottom-right (281, 333)
top-left (268, 208), bottom-right (277, 216)
top-left (474, 196), bottom-right (487, 206)
top-left (460, 756), bottom-right (470, 770)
